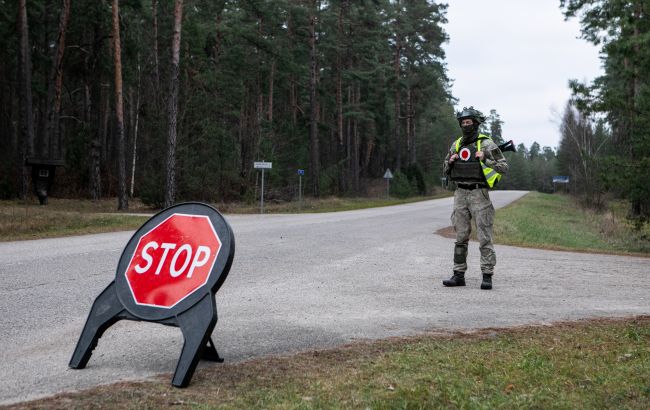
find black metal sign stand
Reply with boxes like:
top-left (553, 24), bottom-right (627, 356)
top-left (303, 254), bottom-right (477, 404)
top-left (69, 283), bottom-right (223, 387)
top-left (69, 203), bottom-right (235, 387)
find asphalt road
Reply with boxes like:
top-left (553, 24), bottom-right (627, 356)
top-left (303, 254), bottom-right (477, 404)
top-left (1, 190), bottom-right (648, 405)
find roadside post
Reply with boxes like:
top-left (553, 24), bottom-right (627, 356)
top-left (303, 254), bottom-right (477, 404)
top-left (69, 202), bottom-right (235, 388)
top-left (383, 168), bottom-right (394, 199)
top-left (297, 169), bottom-right (304, 211)
top-left (254, 161), bottom-right (272, 214)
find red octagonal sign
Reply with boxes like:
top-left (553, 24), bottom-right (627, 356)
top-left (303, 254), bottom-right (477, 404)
top-left (124, 213), bottom-right (222, 308)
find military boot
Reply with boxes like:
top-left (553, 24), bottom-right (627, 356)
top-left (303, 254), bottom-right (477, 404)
top-left (443, 271), bottom-right (466, 287)
top-left (480, 273), bottom-right (493, 290)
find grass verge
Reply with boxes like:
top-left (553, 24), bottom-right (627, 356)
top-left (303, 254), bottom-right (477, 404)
top-left (437, 192), bottom-right (650, 256)
top-left (0, 199), bottom-right (150, 241)
top-left (8, 317), bottom-right (649, 409)
top-left (216, 193), bottom-right (451, 214)
top-left (493, 192), bottom-right (650, 255)
top-left (0, 193), bottom-right (451, 242)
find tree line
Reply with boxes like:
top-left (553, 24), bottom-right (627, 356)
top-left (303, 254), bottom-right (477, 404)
top-left (5, 1), bottom-right (637, 213)
top-left (472, 109), bottom-right (559, 195)
top-left (1, 0), bottom-right (467, 208)
top-left (558, 0), bottom-right (649, 219)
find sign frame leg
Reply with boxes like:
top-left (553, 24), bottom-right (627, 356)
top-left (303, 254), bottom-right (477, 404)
top-left (70, 282), bottom-right (224, 388)
top-left (172, 292), bottom-right (219, 387)
top-left (69, 282), bottom-right (128, 369)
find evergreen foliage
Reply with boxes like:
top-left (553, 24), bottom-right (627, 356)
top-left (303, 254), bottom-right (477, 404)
top-left (560, 0), bottom-right (650, 217)
top-left (5, 1), bottom-right (641, 208)
top-left (1, 0), bottom-right (461, 205)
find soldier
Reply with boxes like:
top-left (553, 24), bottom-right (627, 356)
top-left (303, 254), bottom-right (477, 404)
top-left (442, 107), bottom-right (508, 289)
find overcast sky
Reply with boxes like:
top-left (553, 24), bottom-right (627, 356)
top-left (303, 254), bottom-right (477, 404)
top-left (443, 0), bottom-right (603, 150)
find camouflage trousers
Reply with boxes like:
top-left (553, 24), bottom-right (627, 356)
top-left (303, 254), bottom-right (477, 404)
top-left (451, 187), bottom-right (496, 274)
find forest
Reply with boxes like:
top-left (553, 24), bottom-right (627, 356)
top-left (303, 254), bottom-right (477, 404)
top-left (559, 0), bottom-right (649, 218)
top-left (1, 0), bottom-right (648, 219)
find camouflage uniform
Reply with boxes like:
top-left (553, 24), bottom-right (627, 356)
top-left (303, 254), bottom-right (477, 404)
top-left (443, 137), bottom-right (508, 275)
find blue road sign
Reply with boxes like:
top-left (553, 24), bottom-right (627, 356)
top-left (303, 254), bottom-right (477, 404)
top-left (298, 169), bottom-right (305, 176)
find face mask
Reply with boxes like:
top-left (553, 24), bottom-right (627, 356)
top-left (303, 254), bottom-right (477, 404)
top-left (462, 124), bottom-right (476, 136)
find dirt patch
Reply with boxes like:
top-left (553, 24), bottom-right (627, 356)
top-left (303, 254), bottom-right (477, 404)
top-left (435, 225), bottom-right (456, 239)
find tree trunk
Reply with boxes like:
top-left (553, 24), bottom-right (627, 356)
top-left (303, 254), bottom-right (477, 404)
top-left (85, 77), bottom-right (101, 200)
top-left (308, 1), bottom-right (320, 197)
top-left (112, 0), bottom-right (128, 210)
top-left (632, 2), bottom-right (640, 101)
top-left (254, 17), bottom-right (263, 157)
top-left (35, 0), bottom-right (52, 159)
top-left (346, 85), bottom-right (352, 191)
top-left (336, 1), bottom-right (347, 146)
top-left (43, 0), bottom-right (71, 161)
top-left (336, 0), bottom-right (347, 192)
top-left (214, 12), bottom-right (223, 64)
top-left (88, 11), bottom-right (104, 201)
top-left (256, 87), bottom-right (263, 157)
top-left (101, 84), bottom-right (110, 163)
top-left (89, 127), bottom-right (102, 200)
top-left (17, 0), bottom-right (36, 199)
top-left (286, 13), bottom-right (297, 125)
top-left (268, 59), bottom-right (275, 122)
top-left (393, 46), bottom-right (402, 171)
top-left (407, 86), bottom-right (416, 165)
top-left (152, 0), bottom-right (160, 90)
top-left (130, 61), bottom-right (141, 198)
top-left (237, 101), bottom-right (248, 195)
top-left (352, 83), bottom-right (360, 193)
top-left (164, 0), bottom-right (184, 208)
top-left (393, 1), bottom-right (402, 171)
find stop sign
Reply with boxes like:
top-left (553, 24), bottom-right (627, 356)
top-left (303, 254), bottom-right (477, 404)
top-left (124, 214), bottom-right (221, 308)
top-left (114, 203), bottom-right (234, 321)
top-left (71, 202), bottom-right (235, 388)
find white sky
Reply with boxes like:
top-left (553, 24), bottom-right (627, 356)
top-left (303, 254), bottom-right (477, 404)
top-left (443, 0), bottom-right (603, 150)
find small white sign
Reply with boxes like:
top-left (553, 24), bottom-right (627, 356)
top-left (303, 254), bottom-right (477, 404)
top-left (254, 161), bottom-right (272, 169)
top-left (383, 168), bottom-right (394, 179)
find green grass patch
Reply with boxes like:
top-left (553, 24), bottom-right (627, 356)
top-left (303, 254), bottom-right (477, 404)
top-left (11, 317), bottom-right (650, 409)
top-left (494, 192), bottom-right (650, 255)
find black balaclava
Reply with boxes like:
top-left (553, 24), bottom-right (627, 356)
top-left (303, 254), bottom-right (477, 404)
top-left (461, 120), bottom-right (479, 145)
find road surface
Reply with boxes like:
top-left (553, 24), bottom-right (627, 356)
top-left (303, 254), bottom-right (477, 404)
top-left (1, 190), bottom-right (648, 404)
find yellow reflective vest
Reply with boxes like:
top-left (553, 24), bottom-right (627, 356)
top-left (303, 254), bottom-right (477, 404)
top-left (454, 135), bottom-right (502, 188)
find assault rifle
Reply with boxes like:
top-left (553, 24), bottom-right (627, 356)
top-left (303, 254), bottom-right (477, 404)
top-left (498, 140), bottom-right (516, 153)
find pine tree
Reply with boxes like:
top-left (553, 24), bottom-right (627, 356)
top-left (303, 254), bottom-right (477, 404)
top-left (112, 0), bottom-right (128, 210)
top-left (561, 0), bottom-right (650, 216)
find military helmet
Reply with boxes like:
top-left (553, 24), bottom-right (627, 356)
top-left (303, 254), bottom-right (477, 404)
top-left (456, 106), bottom-right (486, 124)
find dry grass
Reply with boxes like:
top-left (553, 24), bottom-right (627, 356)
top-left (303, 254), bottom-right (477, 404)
top-left (0, 194), bottom-right (451, 241)
top-left (0, 198), bottom-right (151, 241)
top-left (212, 192), bottom-right (451, 214)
